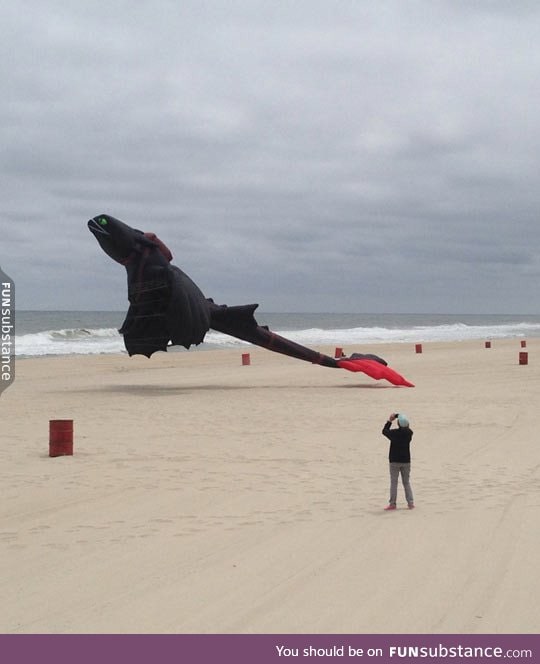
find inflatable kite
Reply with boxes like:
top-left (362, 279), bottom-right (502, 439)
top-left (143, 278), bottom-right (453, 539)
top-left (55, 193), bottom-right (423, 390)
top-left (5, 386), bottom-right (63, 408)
top-left (87, 214), bottom-right (414, 387)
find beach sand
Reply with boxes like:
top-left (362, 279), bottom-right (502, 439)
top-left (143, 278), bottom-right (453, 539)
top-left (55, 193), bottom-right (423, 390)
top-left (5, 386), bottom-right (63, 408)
top-left (1, 339), bottom-right (539, 633)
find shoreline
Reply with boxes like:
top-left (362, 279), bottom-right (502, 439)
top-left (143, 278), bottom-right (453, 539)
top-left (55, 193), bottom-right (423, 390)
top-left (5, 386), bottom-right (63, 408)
top-left (12, 333), bottom-right (535, 360)
top-left (2, 339), bottom-right (539, 633)
top-left (14, 310), bottom-right (540, 360)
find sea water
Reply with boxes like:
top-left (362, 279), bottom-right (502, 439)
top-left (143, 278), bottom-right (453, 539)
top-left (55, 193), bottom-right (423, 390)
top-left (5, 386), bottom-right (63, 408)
top-left (14, 311), bottom-right (540, 358)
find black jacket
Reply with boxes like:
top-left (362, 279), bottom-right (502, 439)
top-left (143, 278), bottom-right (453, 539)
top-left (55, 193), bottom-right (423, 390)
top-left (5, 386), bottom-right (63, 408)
top-left (382, 421), bottom-right (413, 463)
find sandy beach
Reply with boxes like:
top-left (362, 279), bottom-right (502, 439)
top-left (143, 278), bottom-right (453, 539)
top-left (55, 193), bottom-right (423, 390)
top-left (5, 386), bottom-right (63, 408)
top-left (1, 339), bottom-right (539, 634)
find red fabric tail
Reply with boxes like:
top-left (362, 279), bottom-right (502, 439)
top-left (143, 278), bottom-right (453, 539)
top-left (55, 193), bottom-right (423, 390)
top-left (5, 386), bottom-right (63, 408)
top-left (336, 359), bottom-right (414, 387)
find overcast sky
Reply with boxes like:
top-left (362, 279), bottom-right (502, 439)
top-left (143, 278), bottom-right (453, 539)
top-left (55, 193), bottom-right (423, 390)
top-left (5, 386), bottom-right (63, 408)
top-left (2, 1), bottom-right (540, 313)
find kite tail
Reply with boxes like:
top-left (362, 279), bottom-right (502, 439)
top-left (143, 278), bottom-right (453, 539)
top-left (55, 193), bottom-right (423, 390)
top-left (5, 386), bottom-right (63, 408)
top-left (336, 358), bottom-right (415, 387)
top-left (209, 302), bottom-right (337, 367)
top-left (247, 327), bottom-right (338, 368)
top-left (208, 302), bottom-right (414, 386)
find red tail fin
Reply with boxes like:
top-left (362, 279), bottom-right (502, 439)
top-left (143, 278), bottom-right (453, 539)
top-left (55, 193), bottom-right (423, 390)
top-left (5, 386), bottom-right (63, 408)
top-left (337, 359), bottom-right (414, 387)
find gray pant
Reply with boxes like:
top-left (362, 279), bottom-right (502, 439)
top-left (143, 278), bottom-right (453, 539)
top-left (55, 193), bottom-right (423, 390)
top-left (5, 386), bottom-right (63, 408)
top-left (389, 462), bottom-right (414, 506)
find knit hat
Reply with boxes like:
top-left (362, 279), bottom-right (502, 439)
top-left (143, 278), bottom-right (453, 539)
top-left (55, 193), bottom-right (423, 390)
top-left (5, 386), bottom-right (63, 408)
top-left (397, 413), bottom-right (409, 428)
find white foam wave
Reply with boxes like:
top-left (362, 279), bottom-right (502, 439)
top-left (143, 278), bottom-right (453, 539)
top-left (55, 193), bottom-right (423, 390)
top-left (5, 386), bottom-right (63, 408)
top-left (15, 321), bottom-right (539, 357)
top-left (207, 321), bottom-right (537, 347)
top-left (16, 327), bottom-right (125, 357)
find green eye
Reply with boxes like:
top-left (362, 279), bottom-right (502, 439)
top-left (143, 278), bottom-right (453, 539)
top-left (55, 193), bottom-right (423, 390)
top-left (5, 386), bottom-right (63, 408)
top-left (99, 217), bottom-right (108, 226)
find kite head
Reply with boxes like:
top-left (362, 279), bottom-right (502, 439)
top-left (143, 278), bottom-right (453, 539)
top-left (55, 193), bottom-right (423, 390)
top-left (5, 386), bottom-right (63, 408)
top-left (88, 214), bottom-right (145, 264)
top-left (88, 214), bottom-right (173, 264)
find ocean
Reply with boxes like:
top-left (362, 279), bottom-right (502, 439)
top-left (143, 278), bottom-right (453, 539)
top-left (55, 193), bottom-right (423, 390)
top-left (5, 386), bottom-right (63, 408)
top-left (14, 311), bottom-right (540, 358)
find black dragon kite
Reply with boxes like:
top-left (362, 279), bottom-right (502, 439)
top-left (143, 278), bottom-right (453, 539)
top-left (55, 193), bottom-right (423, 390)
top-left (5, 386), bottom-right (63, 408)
top-left (87, 214), bottom-right (414, 387)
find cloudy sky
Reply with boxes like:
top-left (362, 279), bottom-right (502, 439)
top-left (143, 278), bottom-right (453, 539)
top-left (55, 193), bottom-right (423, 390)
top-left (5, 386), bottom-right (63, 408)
top-left (2, 0), bottom-right (540, 313)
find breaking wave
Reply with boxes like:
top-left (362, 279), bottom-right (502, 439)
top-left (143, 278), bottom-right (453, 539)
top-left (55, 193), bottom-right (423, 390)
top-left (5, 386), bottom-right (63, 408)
top-left (14, 320), bottom-right (539, 357)
top-left (16, 327), bottom-right (125, 357)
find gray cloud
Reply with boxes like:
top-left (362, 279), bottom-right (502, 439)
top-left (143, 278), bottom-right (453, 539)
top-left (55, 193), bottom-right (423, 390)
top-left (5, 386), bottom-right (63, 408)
top-left (2, 0), bottom-right (540, 313)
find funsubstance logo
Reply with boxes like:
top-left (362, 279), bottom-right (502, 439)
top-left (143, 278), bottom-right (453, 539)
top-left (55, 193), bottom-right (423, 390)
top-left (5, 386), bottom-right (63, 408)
top-left (1, 266), bottom-right (15, 396)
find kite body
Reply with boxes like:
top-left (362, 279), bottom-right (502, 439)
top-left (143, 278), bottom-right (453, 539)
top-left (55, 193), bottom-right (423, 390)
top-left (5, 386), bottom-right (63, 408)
top-left (87, 214), bottom-right (413, 387)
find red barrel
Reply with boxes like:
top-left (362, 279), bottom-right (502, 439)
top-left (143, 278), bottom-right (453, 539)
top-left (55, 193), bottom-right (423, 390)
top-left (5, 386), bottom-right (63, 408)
top-left (49, 420), bottom-right (73, 457)
top-left (241, 353), bottom-right (251, 366)
top-left (485, 341), bottom-right (491, 349)
top-left (415, 344), bottom-right (423, 354)
top-left (519, 352), bottom-right (528, 366)
top-left (334, 347), bottom-right (343, 358)
top-left (521, 340), bottom-right (527, 348)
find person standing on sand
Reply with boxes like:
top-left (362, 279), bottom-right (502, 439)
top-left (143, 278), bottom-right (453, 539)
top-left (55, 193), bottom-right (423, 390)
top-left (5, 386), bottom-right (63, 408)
top-left (382, 413), bottom-right (414, 510)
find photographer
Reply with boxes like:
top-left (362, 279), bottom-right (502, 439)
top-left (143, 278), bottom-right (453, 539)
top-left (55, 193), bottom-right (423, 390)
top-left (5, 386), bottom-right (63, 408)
top-left (381, 413), bottom-right (414, 510)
